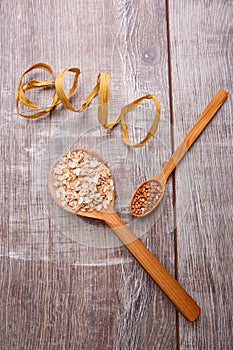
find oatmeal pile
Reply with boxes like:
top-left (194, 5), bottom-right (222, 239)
top-left (52, 150), bottom-right (114, 212)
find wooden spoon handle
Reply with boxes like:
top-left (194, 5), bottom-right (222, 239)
top-left (103, 211), bottom-right (200, 322)
top-left (162, 89), bottom-right (228, 180)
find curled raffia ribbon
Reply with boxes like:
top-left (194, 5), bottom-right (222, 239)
top-left (16, 62), bottom-right (160, 148)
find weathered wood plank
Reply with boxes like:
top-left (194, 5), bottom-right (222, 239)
top-left (0, 0), bottom-right (177, 349)
top-left (169, 0), bottom-right (232, 349)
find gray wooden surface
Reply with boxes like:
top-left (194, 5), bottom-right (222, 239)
top-left (0, 0), bottom-right (232, 349)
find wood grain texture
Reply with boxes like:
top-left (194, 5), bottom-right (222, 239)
top-left (0, 0), bottom-right (176, 349)
top-left (168, 0), bottom-right (233, 349)
top-left (0, 0), bottom-right (232, 349)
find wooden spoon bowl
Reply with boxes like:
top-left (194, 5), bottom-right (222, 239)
top-left (130, 173), bottom-right (166, 217)
top-left (48, 147), bottom-right (200, 322)
top-left (48, 148), bottom-right (116, 220)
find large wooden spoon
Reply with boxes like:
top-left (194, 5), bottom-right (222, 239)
top-left (48, 148), bottom-right (200, 322)
top-left (130, 89), bottom-right (228, 217)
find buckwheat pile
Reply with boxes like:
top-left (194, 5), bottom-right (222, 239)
top-left (52, 150), bottom-right (114, 212)
top-left (131, 180), bottom-right (162, 216)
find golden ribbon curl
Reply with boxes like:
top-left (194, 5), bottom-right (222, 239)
top-left (16, 62), bottom-right (160, 148)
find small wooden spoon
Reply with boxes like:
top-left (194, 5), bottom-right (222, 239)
top-left (48, 148), bottom-right (200, 322)
top-left (130, 89), bottom-right (228, 217)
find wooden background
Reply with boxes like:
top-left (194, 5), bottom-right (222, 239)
top-left (1, 0), bottom-right (232, 349)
